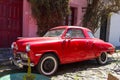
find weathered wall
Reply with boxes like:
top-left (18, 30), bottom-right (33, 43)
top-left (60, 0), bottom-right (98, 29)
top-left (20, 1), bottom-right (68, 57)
top-left (70, 0), bottom-right (87, 26)
top-left (108, 13), bottom-right (120, 47)
top-left (23, 0), bottom-right (37, 37)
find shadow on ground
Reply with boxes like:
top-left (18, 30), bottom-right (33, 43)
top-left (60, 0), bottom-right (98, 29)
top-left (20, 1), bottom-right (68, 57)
top-left (0, 57), bottom-right (117, 78)
top-left (52, 58), bottom-right (115, 76)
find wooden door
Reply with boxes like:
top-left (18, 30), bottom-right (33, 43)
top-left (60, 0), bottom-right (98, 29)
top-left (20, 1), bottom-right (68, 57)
top-left (0, 0), bottom-right (23, 48)
top-left (64, 7), bottom-right (77, 25)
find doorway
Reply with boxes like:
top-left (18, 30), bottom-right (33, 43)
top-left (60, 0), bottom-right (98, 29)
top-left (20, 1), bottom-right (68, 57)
top-left (0, 0), bottom-right (23, 48)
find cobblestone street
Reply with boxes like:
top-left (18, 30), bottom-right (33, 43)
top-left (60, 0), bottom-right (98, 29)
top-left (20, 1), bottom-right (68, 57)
top-left (51, 53), bottom-right (120, 80)
top-left (0, 53), bottom-right (120, 80)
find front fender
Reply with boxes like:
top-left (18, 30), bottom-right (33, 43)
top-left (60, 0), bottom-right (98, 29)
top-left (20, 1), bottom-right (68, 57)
top-left (32, 50), bottom-right (61, 65)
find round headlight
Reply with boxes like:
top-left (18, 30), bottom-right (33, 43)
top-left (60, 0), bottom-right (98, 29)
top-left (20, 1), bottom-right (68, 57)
top-left (11, 42), bottom-right (14, 49)
top-left (11, 42), bottom-right (18, 50)
top-left (26, 44), bottom-right (31, 52)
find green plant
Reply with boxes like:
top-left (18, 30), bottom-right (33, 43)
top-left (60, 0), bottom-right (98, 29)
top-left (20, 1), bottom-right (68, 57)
top-left (28, 0), bottom-right (70, 36)
top-left (23, 57), bottom-right (35, 80)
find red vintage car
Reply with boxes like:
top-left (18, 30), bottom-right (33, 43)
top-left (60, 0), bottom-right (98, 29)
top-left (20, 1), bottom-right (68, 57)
top-left (11, 26), bottom-right (115, 75)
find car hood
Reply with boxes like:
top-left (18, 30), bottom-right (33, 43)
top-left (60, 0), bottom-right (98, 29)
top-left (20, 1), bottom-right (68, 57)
top-left (16, 37), bottom-right (60, 45)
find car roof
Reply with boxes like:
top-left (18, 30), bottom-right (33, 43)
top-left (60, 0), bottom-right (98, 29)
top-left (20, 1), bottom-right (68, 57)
top-left (51, 26), bottom-right (91, 31)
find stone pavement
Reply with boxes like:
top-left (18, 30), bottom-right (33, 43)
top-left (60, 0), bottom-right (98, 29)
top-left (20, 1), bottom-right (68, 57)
top-left (0, 53), bottom-right (120, 80)
top-left (0, 48), bottom-right (120, 80)
top-left (51, 53), bottom-right (120, 80)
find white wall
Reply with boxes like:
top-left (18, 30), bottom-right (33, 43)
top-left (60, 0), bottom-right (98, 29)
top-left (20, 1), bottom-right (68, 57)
top-left (108, 13), bottom-right (120, 47)
top-left (94, 27), bottom-right (100, 38)
top-left (94, 13), bottom-right (120, 47)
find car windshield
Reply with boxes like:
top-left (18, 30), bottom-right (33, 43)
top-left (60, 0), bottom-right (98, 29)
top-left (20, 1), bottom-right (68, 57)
top-left (44, 28), bottom-right (65, 37)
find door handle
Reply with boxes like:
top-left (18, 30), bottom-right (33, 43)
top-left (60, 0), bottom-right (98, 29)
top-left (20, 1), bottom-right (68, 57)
top-left (86, 40), bottom-right (89, 45)
top-left (63, 40), bottom-right (66, 44)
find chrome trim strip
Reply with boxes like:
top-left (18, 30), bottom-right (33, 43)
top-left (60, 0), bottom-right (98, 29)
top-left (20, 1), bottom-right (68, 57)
top-left (35, 54), bottom-right (42, 56)
top-left (13, 59), bottom-right (34, 67)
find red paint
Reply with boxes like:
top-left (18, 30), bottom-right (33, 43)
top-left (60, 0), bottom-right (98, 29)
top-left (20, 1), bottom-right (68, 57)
top-left (13, 26), bottom-right (115, 65)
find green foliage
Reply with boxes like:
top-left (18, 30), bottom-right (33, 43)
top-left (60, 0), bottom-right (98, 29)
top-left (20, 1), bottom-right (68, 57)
top-left (23, 58), bottom-right (35, 80)
top-left (28, 0), bottom-right (70, 36)
top-left (83, 0), bottom-right (120, 33)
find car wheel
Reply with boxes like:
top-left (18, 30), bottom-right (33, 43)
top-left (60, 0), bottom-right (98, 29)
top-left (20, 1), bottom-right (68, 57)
top-left (37, 54), bottom-right (58, 76)
top-left (96, 52), bottom-right (108, 65)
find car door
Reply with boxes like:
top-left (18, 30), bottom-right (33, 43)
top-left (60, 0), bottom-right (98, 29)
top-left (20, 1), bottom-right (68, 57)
top-left (85, 31), bottom-right (95, 59)
top-left (62, 28), bottom-right (88, 63)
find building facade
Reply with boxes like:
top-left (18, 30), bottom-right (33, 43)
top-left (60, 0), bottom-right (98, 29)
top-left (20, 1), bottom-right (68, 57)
top-left (108, 13), bottom-right (120, 47)
top-left (94, 13), bottom-right (120, 47)
top-left (0, 0), bottom-right (88, 48)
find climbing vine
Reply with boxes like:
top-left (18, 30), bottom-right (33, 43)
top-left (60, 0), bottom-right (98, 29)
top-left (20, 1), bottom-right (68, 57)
top-left (28, 0), bottom-right (70, 36)
top-left (83, 0), bottom-right (120, 34)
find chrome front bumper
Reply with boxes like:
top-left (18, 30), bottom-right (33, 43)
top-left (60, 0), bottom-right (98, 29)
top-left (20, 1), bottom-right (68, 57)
top-left (11, 57), bottom-right (35, 67)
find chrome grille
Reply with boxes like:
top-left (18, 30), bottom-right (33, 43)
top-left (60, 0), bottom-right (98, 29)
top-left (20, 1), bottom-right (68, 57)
top-left (16, 52), bottom-right (28, 60)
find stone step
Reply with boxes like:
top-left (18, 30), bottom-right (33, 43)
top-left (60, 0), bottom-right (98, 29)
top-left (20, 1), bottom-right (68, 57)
top-left (108, 73), bottom-right (119, 80)
top-left (116, 46), bottom-right (120, 50)
top-left (0, 48), bottom-right (13, 62)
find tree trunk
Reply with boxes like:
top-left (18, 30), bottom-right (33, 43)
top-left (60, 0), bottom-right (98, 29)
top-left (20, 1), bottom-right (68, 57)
top-left (100, 15), bottom-right (108, 41)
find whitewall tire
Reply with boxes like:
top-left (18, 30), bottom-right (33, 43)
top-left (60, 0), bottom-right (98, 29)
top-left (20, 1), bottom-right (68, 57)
top-left (37, 54), bottom-right (58, 76)
top-left (96, 52), bottom-right (108, 65)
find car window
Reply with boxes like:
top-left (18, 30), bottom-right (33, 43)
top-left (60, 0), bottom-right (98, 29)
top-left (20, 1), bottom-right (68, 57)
top-left (44, 29), bottom-right (65, 37)
top-left (66, 28), bottom-right (85, 38)
top-left (88, 31), bottom-right (95, 38)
